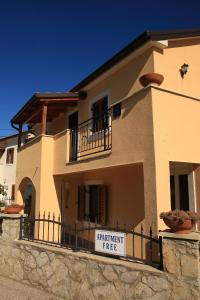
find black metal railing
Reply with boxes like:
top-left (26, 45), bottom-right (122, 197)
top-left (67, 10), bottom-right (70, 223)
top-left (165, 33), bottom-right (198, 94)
top-left (0, 198), bottom-right (15, 207)
top-left (19, 213), bottom-right (163, 269)
top-left (69, 110), bottom-right (112, 161)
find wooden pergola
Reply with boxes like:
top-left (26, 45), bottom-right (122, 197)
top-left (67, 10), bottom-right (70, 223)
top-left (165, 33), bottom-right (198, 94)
top-left (11, 92), bottom-right (86, 147)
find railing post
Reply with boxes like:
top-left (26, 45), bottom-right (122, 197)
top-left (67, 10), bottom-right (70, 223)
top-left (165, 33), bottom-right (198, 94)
top-left (159, 236), bottom-right (163, 270)
top-left (75, 221), bottom-right (78, 250)
top-left (19, 215), bottom-right (23, 240)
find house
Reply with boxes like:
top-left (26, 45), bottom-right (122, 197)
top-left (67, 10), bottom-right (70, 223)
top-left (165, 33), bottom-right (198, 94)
top-left (10, 29), bottom-right (200, 235)
top-left (0, 134), bottom-right (18, 202)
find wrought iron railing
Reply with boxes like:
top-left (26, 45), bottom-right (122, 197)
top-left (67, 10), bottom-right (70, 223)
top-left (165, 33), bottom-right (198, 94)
top-left (19, 213), bottom-right (163, 269)
top-left (69, 110), bottom-right (112, 161)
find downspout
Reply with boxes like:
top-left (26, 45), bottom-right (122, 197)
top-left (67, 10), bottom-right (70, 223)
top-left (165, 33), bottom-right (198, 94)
top-left (11, 121), bottom-right (20, 132)
top-left (11, 121), bottom-right (22, 148)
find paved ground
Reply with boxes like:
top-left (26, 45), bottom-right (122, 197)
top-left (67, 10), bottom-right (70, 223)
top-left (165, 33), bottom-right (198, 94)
top-left (0, 275), bottom-right (63, 299)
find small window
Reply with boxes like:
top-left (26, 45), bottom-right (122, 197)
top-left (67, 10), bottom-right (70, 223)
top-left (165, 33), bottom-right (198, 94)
top-left (92, 96), bottom-right (108, 132)
top-left (78, 185), bottom-right (108, 224)
top-left (6, 148), bottom-right (14, 164)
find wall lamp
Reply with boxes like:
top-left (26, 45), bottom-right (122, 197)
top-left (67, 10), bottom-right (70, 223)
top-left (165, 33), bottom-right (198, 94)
top-left (180, 63), bottom-right (189, 79)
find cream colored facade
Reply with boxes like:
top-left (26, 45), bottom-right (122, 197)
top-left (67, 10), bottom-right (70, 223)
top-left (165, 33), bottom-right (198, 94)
top-left (0, 135), bottom-right (18, 201)
top-left (14, 31), bottom-right (200, 234)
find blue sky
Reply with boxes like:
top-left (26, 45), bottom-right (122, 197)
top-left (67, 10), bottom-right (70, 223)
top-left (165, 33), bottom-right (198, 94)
top-left (0, 0), bottom-right (200, 136)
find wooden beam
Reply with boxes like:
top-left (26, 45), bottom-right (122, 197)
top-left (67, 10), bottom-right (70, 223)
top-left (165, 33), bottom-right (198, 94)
top-left (23, 107), bottom-right (42, 124)
top-left (41, 104), bottom-right (48, 135)
top-left (18, 124), bottom-right (23, 148)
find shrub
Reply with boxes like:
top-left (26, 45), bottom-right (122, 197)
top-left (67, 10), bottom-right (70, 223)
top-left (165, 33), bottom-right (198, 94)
top-left (160, 210), bottom-right (200, 224)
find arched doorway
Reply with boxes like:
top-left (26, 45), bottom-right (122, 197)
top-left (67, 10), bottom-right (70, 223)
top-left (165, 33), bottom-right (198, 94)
top-left (18, 177), bottom-right (36, 218)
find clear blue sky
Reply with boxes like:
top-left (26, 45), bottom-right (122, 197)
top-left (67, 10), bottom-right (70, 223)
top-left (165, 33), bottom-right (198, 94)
top-left (0, 0), bottom-right (200, 136)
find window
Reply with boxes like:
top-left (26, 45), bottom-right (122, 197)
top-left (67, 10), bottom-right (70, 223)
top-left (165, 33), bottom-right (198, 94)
top-left (92, 96), bottom-right (108, 132)
top-left (78, 185), bottom-right (108, 224)
top-left (6, 148), bottom-right (14, 164)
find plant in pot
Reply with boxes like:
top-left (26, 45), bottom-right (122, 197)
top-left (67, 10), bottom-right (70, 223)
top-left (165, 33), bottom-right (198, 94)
top-left (0, 200), bottom-right (5, 212)
top-left (160, 210), bottom-right (200, 234)
top-left (0, 184), bottom-right (7, 212)
top-left (4, 204), bottom-right (22, 214)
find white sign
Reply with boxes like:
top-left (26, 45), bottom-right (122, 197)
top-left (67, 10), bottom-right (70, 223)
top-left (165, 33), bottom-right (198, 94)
top-left (95, 230), bottom-right (126, 256)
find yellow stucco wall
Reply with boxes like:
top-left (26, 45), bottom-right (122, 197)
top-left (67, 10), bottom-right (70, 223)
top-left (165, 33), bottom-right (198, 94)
top-left (154, 38), bottom-right (200, 98)
top-left (16, 137), bottom-right (42, 213)
top-left (151, 87), bottom-right (200, 228)
top-left (53, 89), bottom-right (155, 175)
top-left (16, 136), bottom-right (60, 218)
top-left (58, 164), bottom-right (145, 228)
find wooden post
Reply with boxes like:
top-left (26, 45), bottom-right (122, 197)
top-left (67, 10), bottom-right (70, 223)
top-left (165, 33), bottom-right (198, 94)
top-left (41, 104), bottom-right (47, 135)
top-left (18, 124), bottom-right (23, 148)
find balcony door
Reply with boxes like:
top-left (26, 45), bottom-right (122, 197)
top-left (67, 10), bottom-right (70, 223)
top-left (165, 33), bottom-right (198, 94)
top-left (68, 111), bottom-right (78, 161)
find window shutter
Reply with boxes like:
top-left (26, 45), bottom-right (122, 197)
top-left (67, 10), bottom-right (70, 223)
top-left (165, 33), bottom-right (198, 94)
top-left (10, 148), bottom-right (14, 164)
top-left (6, 150), bottom-right (9, 164)
top-left (98, 185), bottom-right (108, 225)
top-left (11, 184), bottom-right (15, 200)
top-left (78, 186), bottom-right (85, 221)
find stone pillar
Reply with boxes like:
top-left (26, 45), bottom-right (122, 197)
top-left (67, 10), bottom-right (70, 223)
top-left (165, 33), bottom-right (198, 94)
top-left (0, 214), bottom-right (23, 242)
top-left (160, 232), bottom-right (200, 286)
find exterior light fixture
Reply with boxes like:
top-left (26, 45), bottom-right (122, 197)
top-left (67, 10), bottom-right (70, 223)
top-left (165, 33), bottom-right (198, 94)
top-left (180, 63), bottom-right (189, 78)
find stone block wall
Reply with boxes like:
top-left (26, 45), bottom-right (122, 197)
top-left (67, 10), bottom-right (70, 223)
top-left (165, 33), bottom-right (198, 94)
top-left (0, 215), bottom-right (199, 299)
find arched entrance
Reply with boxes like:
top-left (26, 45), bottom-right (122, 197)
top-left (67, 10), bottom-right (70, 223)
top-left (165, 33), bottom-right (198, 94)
top-left (18, 177), bottom-right (36, 218)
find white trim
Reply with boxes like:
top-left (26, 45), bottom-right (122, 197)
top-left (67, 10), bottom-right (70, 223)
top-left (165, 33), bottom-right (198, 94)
top-left (188, 171), bottom-right (197, 212)
top-left (88, 89), bottom-right (112, 138)
top-left (89, 89), bottom-right (111, 119)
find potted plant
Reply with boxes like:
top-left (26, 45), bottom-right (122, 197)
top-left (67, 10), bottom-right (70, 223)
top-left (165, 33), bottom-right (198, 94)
top-left (0, 200), bottom-right (5, 212)
top-left (160, 210), bottom-right (200, 234)
top-left (4, 204), bottom-right (22, 214)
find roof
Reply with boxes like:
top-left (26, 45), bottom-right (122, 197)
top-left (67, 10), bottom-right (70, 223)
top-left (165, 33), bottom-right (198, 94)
top-left (70, 29), bottom-right (200, 92)
top-left (11, 29), bottom-right (200, 125)
top-left (11, 92), bottom-right (86, 124)
top-left (0, 133), bottom-right (20, 150)
top-left (0, 133), bottom-right (19, 142)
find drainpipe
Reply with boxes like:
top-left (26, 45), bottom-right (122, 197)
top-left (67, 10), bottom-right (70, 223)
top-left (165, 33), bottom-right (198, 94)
top-left (11, 121), bottom-right (22, 148)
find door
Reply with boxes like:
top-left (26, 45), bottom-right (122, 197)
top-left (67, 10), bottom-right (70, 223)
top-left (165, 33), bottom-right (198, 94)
top-left (68, 111), bottom-right (78, 161)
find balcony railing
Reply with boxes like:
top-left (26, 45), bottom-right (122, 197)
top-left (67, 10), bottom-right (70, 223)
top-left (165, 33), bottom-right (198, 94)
top-left (69, 110), bottom-right (112, 161)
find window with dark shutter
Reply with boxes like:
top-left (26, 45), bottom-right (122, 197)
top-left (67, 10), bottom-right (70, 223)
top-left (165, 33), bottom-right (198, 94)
top-left (78, 185), bottom-right (108, 225)
top-left (78, 186), bottom-right (85, 221)
top-left (11, 184), bottom-right (15, 200)
top-left (6, 148), bottom-right (14, 164)
top-left (98, 185), bottom-right (108, 225)
top-left (92, 96), bottom-right (108, 132)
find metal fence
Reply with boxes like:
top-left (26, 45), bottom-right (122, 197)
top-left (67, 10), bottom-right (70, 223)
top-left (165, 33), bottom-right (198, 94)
top-left (0, 198), bottom-right (14, 206)
top-left (19, 213), bottom-right (163, 269)
top-left (69, 110), bottom-right (112, 161)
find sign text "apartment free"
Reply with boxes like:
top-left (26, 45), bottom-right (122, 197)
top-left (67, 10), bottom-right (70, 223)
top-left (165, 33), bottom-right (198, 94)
top-left (95, 230), bottom-right (126, 256)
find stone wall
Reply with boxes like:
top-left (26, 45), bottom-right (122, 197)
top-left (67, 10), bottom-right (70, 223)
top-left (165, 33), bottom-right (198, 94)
top-left (0, 215), bottom-right (199, 299)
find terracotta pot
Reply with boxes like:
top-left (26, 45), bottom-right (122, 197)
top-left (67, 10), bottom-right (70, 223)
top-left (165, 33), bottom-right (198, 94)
top-left (4, 206), bottom-right (21, 214)
top-left (139, 73), bottom-right (164, 87)
top-left (163, 218), bottom-right (193, 234)
top-left (18, 204), bottom-right (24, 210)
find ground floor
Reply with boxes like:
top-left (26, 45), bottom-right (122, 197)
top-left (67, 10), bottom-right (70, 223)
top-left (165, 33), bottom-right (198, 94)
top-left (16, 160), bottom-right (200, 234)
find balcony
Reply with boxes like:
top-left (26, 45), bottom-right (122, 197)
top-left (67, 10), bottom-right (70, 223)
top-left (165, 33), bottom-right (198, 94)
top-left (69, 110), bottom-right (112, 162)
